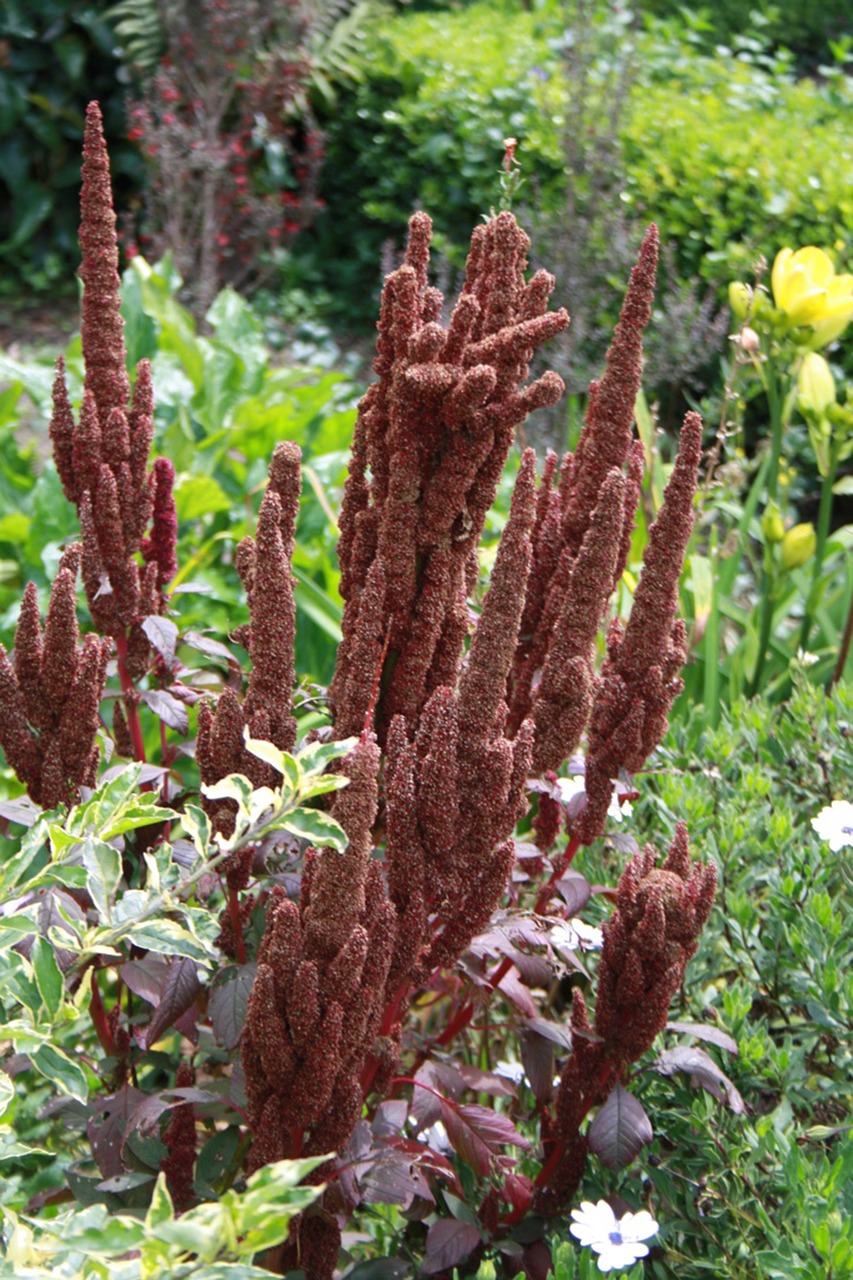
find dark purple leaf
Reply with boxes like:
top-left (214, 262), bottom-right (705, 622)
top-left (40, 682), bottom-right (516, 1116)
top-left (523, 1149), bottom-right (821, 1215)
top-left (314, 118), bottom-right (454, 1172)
top-left (382, 1135), bottom-right (464, 1197)
top-left (422, 1219), bottom-right (481, 1275)
top-left (440, 1100), bottom-right (529, 1177)
top-left (361, 1150), bottom-right (431, 1208)
top-left (514, 840), bottom-right (544, 861)
top-left (88, 1085), bottom-right (146, 1179)
top-left (521, 1030), bottom-right (554, 1106)
top-left (520, 1239), bottom-right (553, 1280)
top-left (373, 1100), bottom-right (408, 1138)
top-left (666, 1021), bottom-right (739, 1055)
top-left (497, 967), bottom-right (537, 1016)
top-left (139, 957), bottom-right (203, 1049)
top-left (140, 689), bottom-right (189, 734)
top-left (209, 962), bottom-right (257, 1049)
top-left (554, 870), bottom-right (592, 916)
top-left (124, 1086), bottom-right (221, 1149)
top-left (610, 832), bottom-right (639, 856)
top-left (654, 1046), bottom-right (746, 1115)
top-left (122, 954), bottom-right (169, 1006)
top-left (456, 1065), bottom-right (518, 1098)
top-left (523, 1016), bottom-right (572, 1049)
top-left (587, 1083), bottom-right (653, 1169)
top-left (410, 1061), bottom-right (463, 1133)
top-left (140, 615), bottom-right (179, 668)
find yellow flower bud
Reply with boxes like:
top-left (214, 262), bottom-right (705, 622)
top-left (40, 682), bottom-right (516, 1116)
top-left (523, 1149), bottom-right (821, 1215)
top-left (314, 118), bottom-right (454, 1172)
top-left (781, 522), bottom-right (816, 570)
top-left (761, 504), bottom-right (784, 544)
top-left (797, 352), bottom-right (836, 417)
top-left (728, 281), bottom-right (752, 320)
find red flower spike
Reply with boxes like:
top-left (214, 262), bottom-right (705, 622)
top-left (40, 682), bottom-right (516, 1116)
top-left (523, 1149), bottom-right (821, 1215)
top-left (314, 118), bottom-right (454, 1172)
top-left (79, 103), bottom-right (131, 435)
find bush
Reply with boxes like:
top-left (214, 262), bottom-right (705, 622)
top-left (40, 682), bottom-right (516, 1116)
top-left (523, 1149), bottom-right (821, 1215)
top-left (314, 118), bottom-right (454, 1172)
top-left (302, 1), bottom-right (852, 346)
top-left (0, 0), bottom-right (143, 295)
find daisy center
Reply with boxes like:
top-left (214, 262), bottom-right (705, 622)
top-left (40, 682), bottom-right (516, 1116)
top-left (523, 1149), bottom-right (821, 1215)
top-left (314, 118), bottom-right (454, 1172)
top-left (608, 1231), bottom-right (624, 1245)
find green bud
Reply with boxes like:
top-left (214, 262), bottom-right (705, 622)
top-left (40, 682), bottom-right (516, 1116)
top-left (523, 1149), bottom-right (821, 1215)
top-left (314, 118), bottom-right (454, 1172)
top-left (781, 522), bottom-right (816, 570)
top-left (475, 1263), bottom-right (497, 1280)
top-left (728, 281), bottom-right (752, 320)
top-left (761, 504), bottom-right (784, 544)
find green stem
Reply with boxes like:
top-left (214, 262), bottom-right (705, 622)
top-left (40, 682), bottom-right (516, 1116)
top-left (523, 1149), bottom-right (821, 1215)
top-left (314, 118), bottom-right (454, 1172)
top-left (798, 450), bottom-right (838, 656)
top-left (747, 358), bottom-right (785, 698)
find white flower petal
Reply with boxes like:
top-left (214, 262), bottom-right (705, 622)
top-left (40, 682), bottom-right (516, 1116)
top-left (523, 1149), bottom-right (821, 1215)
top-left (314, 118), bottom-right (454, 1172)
top-left (597, 1241), bottom-right (650, 1271)
top-left (619, 1209), bottom-right (658, 1242)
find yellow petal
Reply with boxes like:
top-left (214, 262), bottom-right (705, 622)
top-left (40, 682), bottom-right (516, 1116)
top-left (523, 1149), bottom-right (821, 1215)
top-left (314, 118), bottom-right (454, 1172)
top-left (771, 247), bottom-right (793, 307)
top-left (788, 246), bottom-right (835, 287)
top-left (781, 268), bottom-right (828, 324)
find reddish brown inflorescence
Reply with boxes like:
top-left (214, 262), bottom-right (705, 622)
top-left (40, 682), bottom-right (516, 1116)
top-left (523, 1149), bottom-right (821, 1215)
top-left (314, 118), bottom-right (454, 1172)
top-left (536, 823), bottom-right (716, 1214)
top-left (0, 552), bottom-right (109, 809)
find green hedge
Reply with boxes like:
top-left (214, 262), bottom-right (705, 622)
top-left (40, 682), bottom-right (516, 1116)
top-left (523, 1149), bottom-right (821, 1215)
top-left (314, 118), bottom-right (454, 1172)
top-left (303, 1), bottom-right (852, 325)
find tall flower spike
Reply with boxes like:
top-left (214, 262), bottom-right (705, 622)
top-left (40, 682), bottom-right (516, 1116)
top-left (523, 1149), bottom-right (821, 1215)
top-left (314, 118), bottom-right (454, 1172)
top-left (79, 101), bottom-right (130, 433)
top-left (576, 412), bottom-right (702, 845)
top-left (333, 211), bottom-right (568, 742)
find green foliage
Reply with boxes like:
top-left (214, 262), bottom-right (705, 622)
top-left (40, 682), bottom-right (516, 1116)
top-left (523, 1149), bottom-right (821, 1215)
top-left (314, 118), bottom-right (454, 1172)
top-left (619, 677), bottom-right (853, 1279)
top-left (632, 0), bottom-right (852, 68)
top-left (0, 1157), bottom-right (326, 1277)
top-left (303, 1), bottom-right (851, 335)
top-left (0, 0), bottom-right (143, 295)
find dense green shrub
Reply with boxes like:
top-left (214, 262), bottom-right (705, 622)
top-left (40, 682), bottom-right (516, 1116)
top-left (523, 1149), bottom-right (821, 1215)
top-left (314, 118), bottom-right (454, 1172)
top-left (303, 1), bottom-right (852, 336)
top-left (633, 0), bottom-right (852, 69)
top-left (0, 0), bottom-right (143, 295)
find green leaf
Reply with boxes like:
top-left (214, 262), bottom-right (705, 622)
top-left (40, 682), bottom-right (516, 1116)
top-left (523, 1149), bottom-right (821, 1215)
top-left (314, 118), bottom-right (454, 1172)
top-left (31, 935), bottom-right (64, 1019)
top-left (279, 808), bottom-right (349, 852)
top-left (126, 918), bottom-right (214, 965)
top-left (202, 774), bottom-right (254, 809)
top-left (297, 737), bottom-right (357, 776)
top-left (82, 836), bottom-right (123, 922)
top-left (175, 474), bottom-right (233, 521)
top-left (145, 1172), bottom-right (175, 1231)
top-left (30, 1041), bottom-right (88, 1101)
top-left (0, 915), bottom-right (38, 949)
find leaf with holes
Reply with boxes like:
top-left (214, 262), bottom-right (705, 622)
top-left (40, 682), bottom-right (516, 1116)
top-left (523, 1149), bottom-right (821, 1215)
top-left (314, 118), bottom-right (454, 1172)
top-left (587, 1083), bottom-right (653, 1169)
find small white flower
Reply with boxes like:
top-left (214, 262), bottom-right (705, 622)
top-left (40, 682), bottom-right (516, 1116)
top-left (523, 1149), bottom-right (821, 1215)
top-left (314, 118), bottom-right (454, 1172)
top-left (569, 1200), bottom-right (658, 1272)
top-left (811, 800), bottom-right (853, 852)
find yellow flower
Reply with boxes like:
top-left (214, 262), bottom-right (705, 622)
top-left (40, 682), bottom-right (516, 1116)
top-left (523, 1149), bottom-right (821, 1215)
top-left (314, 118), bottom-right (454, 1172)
top-left (771, 247), bottom-right (853, 348)
top-left (781, 522), bottom-right (816, 571)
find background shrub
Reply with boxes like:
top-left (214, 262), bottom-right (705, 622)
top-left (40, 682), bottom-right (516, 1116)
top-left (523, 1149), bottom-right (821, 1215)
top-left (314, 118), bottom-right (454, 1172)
top-left (0, 0), bottom-right (143, 296)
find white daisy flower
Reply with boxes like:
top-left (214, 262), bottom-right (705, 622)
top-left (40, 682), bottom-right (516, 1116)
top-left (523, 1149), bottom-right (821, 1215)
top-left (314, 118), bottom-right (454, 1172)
top-left (569, 1199), bottom-right (658, 1272)
top-left (811, 800), bottom-right (853, 852)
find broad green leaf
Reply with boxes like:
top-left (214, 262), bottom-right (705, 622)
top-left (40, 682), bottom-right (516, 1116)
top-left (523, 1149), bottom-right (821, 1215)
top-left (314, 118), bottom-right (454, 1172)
top-left (31, 935), bottom-right (64, 1020)
top-left (126, 918), bottom-right (214, 965)
top-left (82, 836), bottom-right (123, 922)
top-left (30, 1041), bottom-right (88, 1101)
top-left (181, 804), bottom-right (211, 858)
top-left (242, 735), bottom-right (288, 780)
top-left (279, 808), bottom-right (349, 852)
top-left (145, 1172), bottom-right (175, 1231)
top-left (202, 774), bottom-right (254, 809)
top-left (297, 737), bottom-right (357, 776)
top-left (297, 774), bottom-right (351, 800)
top-left (0, 1075), bottom-right (13, 1121)
top-left (0, 915), bottom-right (38, 949)
top-left (175, 474), bottom-right (233, 521)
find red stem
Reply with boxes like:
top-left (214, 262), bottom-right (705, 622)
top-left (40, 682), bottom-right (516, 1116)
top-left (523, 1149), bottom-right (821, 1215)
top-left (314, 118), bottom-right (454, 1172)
top-left (435, 954), bottom-right (514, 1048)
top-left (227, 886), bottom-right (247, 965)
top-left (114, 631), bottom-right (147, 763)
top-left (359, 979), bottom-right (410, 1099)
top-left (88, 969), bottom-right (117, 1057)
